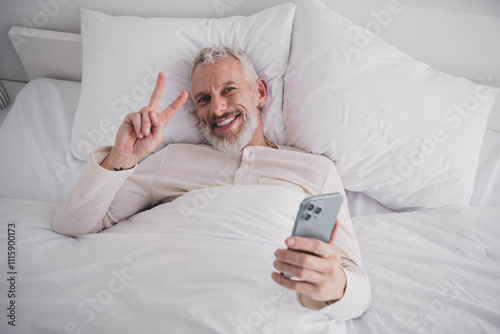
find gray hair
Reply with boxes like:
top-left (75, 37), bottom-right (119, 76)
top-left (190, 46), bottom-right (259, 86)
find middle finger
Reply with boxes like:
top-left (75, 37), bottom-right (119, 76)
top-left (275, 249), bottom-right (321, 273)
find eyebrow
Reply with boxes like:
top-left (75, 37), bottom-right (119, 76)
top-left (193, 80), bottom-right (238, 102)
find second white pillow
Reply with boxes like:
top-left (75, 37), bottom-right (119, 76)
top-left (283, 0), bottom-right (498, 210)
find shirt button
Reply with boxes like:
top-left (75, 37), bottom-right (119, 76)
top-left (238, 171), bottom-right (245, 177)
top-left (245, 150), bottom-right (251, 156)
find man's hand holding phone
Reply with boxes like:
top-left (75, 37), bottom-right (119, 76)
top-left (271, 193), bottom-right (347, 303)
top-left (271, 221), bottom-right (347, 303)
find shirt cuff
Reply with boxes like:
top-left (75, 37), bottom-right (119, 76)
top-left (296, 266), bottom-right (347, 311)
top-left (91, 146), bottom-right (137, 173)
top-left (296, 267), bottom-right (371, 321)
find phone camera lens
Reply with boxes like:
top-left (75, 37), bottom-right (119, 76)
top-left (315, 207), bottom-right (322, 214)
top-left (304, 214), bottom-right (311, 221)
top-left (307, 204), bottom-right (315, 211)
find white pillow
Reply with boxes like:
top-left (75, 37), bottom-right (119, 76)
top-left (71, 4), bottom-right (296, 160)
top-left (471, 130), bottom-right (500, 207)
top-left (283, 0), bottom-right (499, 211)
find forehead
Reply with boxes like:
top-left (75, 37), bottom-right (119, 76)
top-left (191, 57), bottom-right (247, 92)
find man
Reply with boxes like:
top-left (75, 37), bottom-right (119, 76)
top-left (53, 46), bottom-right (371, 320)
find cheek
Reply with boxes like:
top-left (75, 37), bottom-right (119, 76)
top-left (230, 95), bottom-right (253, 111)
top-left (196, 109), bottom-right (208, 126)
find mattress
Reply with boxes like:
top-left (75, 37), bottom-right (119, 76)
top-left (0, 79), bottom-right (499, 333)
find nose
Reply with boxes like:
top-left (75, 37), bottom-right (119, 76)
top-left (210, 94), bottom-right (227, 116)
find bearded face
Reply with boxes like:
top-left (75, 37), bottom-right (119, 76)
top-left (191, 56), bottom-right (267, 154)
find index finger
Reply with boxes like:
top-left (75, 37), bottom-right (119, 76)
top-left (148, 72), bottom-right (166, 110)
top-left (285, 236), bottom-right (333, 259)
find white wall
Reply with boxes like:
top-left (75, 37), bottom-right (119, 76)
top-left (4, 0), bottom-right (285, 82)
top-left (1, 0), bottom-right (500, 83)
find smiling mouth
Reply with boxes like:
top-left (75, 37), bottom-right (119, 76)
top-left (216, 116), bottom-right (235, 127)
top-left (211, 113), bottom-right (240, 129)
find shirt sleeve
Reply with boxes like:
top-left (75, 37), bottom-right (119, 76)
top-left (296, 163), bottom-right (371, 321)
top-left (53, 146), bottom-right (168, 236)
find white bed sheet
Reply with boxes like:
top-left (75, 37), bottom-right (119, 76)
top-left (0, 78), bottom-right (85, 204)
top-left (1, 78), bottom-right (499, 333)
top-left (348, 206), bottom-right (500, 334)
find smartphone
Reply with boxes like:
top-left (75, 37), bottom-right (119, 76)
top-left (282, 192), bottom-right (343, 278)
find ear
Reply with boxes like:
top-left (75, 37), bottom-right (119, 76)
top-left (255, 78), bottom-right (268, 109)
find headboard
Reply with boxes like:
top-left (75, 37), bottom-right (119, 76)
top-left (8, 27), bottom-right (82, 82)
top-left (5, 0), bottom-right (500, 132)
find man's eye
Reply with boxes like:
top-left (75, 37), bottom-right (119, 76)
top-left (224, 87), bottom-right (236, 94)
top-left (197, 96), bottom-right (209, 104)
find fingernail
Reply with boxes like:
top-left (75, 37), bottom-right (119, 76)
top-left (286, 238), bottom-right (295, 246)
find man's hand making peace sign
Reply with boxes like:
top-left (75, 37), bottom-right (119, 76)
top-left (101, 72), bottom-right (188, 171)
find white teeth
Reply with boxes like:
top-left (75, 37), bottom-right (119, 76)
top-left (216, 116), bottom-right (235, 127)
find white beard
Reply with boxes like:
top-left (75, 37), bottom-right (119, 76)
top-left (203, 109), bottom-right (258, 155)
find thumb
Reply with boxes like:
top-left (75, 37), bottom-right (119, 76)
top-left (328, 220), bottom-right (340, 244)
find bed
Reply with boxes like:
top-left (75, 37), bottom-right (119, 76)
top-left (1, 0), bottom-right (500, 333)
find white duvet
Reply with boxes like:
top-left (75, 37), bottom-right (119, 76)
top-left (0, 186), bottom-right (346, 334)
top-left (1, 185), bottom-right (500, 333)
